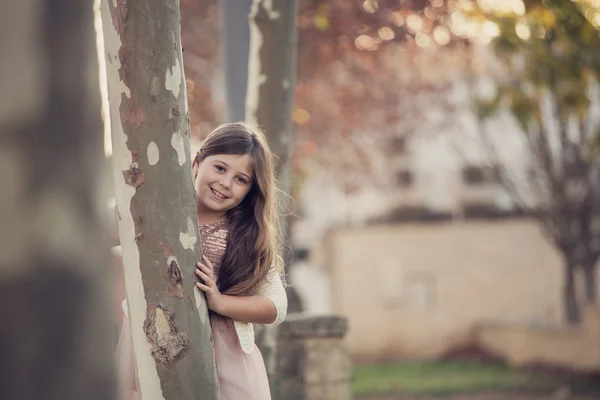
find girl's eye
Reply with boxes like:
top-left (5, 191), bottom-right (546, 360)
top-left (236, 176), bottom-right (247, 185)
top-left (215, 165), bottom-right (225, 172)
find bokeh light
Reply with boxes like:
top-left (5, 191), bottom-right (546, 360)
top-left (433, 25), bottom-right (451, 45)
top-left (407, 14), bottom-right (423, 33)
top-left (293, 108), bottom-right (310, 125)
top-left (415, 33), bottom-right (431, 48)
top-left (362, 0), bottom-right (378, 14)
top-left (378, 26), bottom-right (396, 41)
top-left (515, 21), bottom-right (531, 40)
top-left (424, 6), bottom-right (437, 20)
top-left (482, 20), bottom-right (500, 37)
top-left (390, 12), bottom-right (404, 26)
top-left (355, 34), bottom-right (379, 51)
top-left (477, 0), bottom-right (526, 16)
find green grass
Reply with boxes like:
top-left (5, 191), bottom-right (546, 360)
top-left (352, 360), bottom-right (556, 397)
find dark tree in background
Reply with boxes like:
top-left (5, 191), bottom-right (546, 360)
top-left (473, 0), bottom-right (600, 324)
top-left (220, 0), bottom-right (253, 122)
top-left (0, 1), bottom-right (116, 399)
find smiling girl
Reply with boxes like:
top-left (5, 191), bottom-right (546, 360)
top-left (192, 122), bottom-right (287, 399)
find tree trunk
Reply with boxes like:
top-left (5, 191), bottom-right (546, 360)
top-left (246, 0), bottom-right (298, 177)
top-left (0, 1), bottom-right (116, 399)
top-left (582, 262), bottom-right (597, 304)
top-left (100, 0), bottom-right (220, 398)
top-left (219, 0), bottom-right (253, 122)
top-left (564, 261), bottom-right (581, 325)
top-left (246, 0), bottom-right (299, 379)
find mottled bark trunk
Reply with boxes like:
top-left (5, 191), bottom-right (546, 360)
top-left (219, 0), bottom-right (253, 122)
top-left (246, 0), bottom-right (297, 175)
top-left (564, 261), bottom-right (581, 325)
top-left (0, 1), bottom-right (116, 399)
top-left (100, 0), bottom-right (219, 398)
top-left (246, 0), bottom-right (299, 381)
top-left (582, 262), bottom-right (597, 304)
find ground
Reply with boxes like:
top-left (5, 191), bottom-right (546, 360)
top-left (352, 360), bottom-right (600, 400)
top-left (362, 395), bottom-right (596, 400)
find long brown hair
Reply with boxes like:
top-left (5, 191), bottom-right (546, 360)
top-left (194, 122), bottom-right (283, 296)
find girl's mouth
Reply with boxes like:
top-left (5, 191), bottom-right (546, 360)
top-left (210, 187), bottom-right (227, 200)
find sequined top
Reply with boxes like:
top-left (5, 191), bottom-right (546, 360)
top-left (198, 218), bottom-right (288, 354)
top-left (199, 219), bottom-right (228, 276)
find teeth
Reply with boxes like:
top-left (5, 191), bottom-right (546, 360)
top-left (212, 188), bottom-right (226, 199)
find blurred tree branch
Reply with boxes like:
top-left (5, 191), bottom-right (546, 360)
top-left (472, 0), bottom-right (600, 324)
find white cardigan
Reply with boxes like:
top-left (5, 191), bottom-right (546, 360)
top-left (233, 265), bottom-right (288, 353)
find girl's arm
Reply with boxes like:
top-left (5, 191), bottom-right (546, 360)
top-left (216, 294), bottom-right (277, 324)
top-left (196, 255), bottom-right (288, 325)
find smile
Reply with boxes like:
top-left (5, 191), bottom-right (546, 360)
top-left (210, 187), bottom-right (228, 200)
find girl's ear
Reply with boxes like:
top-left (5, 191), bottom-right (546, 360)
top-left (192, 161), bottom-right (199, 180)
top-left (193, 153), bottom-right (200, 180)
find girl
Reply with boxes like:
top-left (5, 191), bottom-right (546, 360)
top-left (193, 122), bottom-right (287, 399)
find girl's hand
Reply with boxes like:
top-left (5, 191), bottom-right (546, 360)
top-left (195, 255), bottom-right (224, 314)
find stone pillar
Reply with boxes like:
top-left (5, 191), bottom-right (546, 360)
top-left (274, 314), bottom-right (352, 400)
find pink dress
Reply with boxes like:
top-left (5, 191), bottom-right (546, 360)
top-left (200, 220), bottom-right (272, 400)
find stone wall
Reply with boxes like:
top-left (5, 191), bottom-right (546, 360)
top-left (476, 305), bottom-right (600, 372)
top-left (274, 314), bottom-right (352, 400)
top-left (321, 218), bottom-right (600, 364)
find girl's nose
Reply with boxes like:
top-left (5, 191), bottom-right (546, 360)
top-left (219, 177), bottom-right (231, 189)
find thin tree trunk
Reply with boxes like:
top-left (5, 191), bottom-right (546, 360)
top-left (219, 0), bottom-right (253, 122)
top-left (246, 0), bottom-right (299, 379)
top-left (564, 261), bottom-right (581, 325)
top-left (582, 263), bottom-right (597, 304)
top-left (247, 0), bottom-right (298, 178)
top-left (100, 0), bottom-right (220, 398)
top-left (0, 1), bottom-right (116, 399)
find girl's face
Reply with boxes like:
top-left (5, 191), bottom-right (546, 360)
top-left (194, 153), bottom-right (254, 221)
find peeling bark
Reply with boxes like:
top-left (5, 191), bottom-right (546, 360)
top-left (100, 0), bottom-right (219, 398)
top-left (122, 161), bottom-right (145, 188)
top-left (165, 256), bottom-right (184, 299)
top-left (144, 304), bottom-right (189, 366)
top-left (0, 0), bottom-right (116, 399)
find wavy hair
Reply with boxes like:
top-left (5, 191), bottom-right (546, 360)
top-left (194, 122), bottom-right (283, 296)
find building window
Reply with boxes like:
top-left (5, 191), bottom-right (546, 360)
top-left (396, 169), bottom-right (413, 187)
top-left (388, 136), bottom-right (407, 155)
top-left (462, 165), bottom-right (485, 185)
top-left (462, 165), bottom-right (499, 185)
